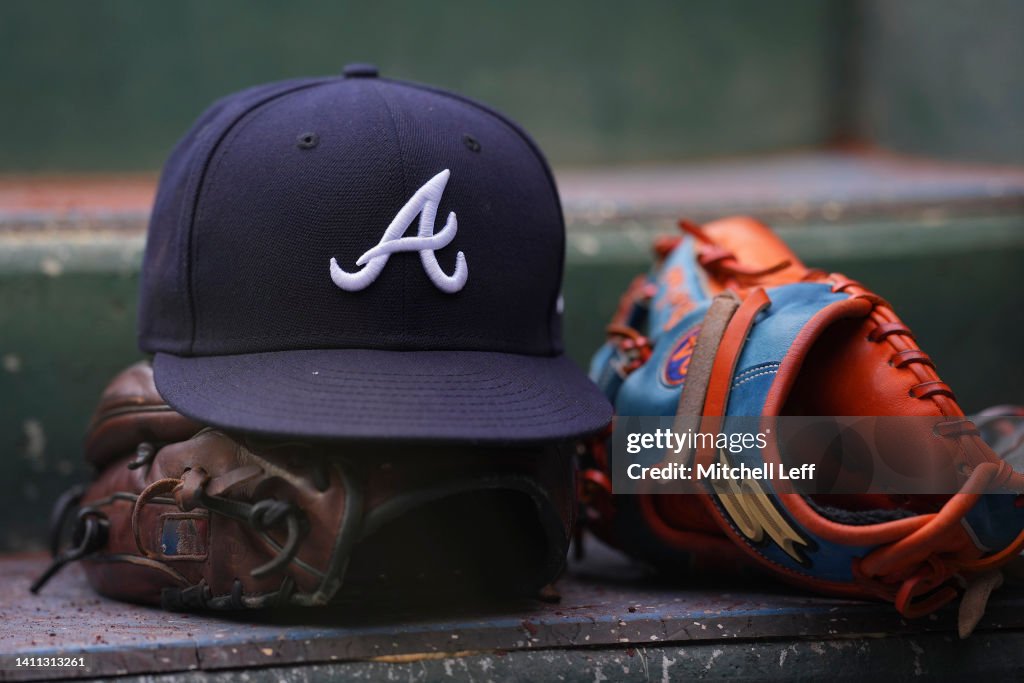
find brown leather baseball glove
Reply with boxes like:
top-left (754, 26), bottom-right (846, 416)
top-left (33, 362), bottom-right (575, 610)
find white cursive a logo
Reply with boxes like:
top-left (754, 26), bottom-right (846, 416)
top-left (330, 169), bottom-right (468, 293)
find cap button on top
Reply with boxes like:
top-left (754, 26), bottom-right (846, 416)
top-left (343, 63), bottom-right (379, 79)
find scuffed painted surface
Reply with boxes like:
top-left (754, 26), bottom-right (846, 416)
top-left (3, 540), bottom-right (1024, 681)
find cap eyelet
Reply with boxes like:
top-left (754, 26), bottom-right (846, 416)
top-left (297, 132), bottom-right (320, 150)
top-left (463, 134), bottom-right (481, 153)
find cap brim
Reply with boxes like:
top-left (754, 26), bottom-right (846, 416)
top-left (152, 349), bottom-right (612, 443)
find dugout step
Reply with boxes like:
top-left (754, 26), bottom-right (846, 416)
top-left (2, 536), bottom-right (1024, 681)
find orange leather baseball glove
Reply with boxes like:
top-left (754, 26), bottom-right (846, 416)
top-left (582, 216), bottom-right (1024, 637)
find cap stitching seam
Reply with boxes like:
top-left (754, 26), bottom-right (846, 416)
top-left (184, 79), bottom-right (330, 354)
top-left (368, 81), bottom-right (410, 336)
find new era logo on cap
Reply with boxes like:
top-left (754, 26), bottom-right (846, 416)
top-left (138, 64), bottom-right (611, 442)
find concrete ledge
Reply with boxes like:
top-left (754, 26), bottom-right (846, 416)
top-left (4, 541), bottom-right (1024, 681)
top-left (4, 150), bottom-right (1024, 232)
top-left (3, 151), bottom-right (1024, 274)
top-left (0, 176), bottom-right (154, 233)
top-left (558, 150), bottom-right (1024, 227)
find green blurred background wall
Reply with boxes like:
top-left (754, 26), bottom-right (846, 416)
top-left (857, 0), bottom-right (1024, 165)
top-left (0, 0), bottom-right (841, 170)
top-left (0, 0), bottom-right (849, 170)
top-left (3, 0), bottom-right (1023, 170)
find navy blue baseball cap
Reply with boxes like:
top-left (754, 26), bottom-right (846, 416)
top-left (138, 64), bottom-right (611, 442)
